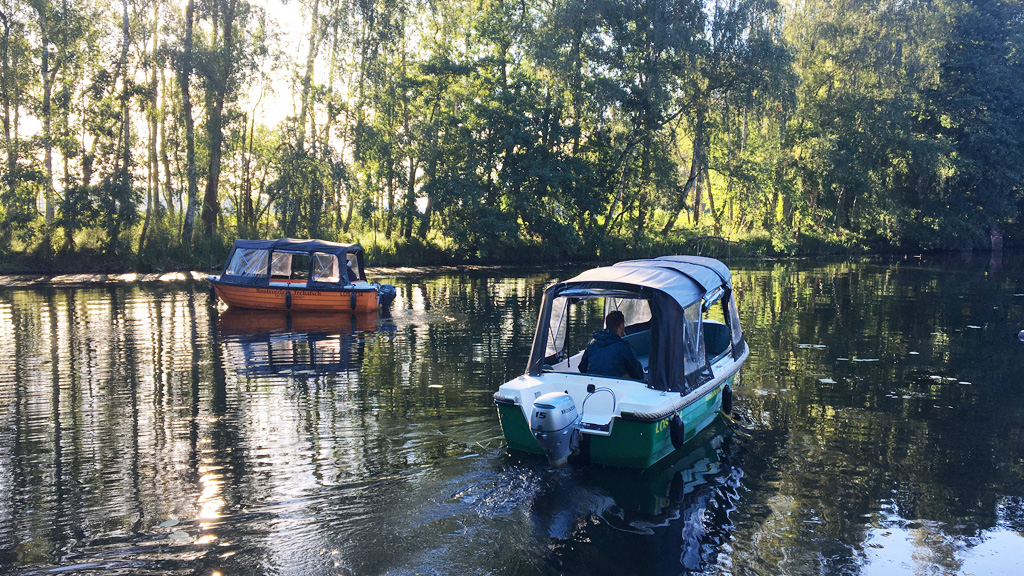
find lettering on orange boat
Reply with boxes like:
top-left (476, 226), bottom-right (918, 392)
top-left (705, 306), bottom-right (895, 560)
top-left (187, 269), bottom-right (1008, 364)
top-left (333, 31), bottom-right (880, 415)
top-left (252, 288), bottom-right (324, 296)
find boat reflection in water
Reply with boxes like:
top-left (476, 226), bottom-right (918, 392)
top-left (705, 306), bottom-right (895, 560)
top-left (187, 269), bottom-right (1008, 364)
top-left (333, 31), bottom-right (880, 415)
top-left (215, 308), bottom-right (380, 376)
top-left (584, 426), bottom-right (736, 520)
top-left (522, 424), bottom-right (744, 573)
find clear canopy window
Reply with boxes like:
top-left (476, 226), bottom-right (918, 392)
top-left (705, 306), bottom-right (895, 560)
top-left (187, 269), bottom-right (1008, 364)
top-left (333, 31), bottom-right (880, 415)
top-left (681, 300), bottom-right (706, 377)
top-left (605, 297), bottom-right (652, 329)
top-left (271, 252), bottom-right (291, 277)
top-left (312, 252), bottom-right (340, 283)
top-left (345, 253), bottom-right (360, 281)
top-left (542, 291), bottom-right (647, 362)
top-left (224, 248), bottom-right (269, 277)
top-left (532, 285), bottom-right (742, 392)
top-left (270, 252), bottom-right (310, 280)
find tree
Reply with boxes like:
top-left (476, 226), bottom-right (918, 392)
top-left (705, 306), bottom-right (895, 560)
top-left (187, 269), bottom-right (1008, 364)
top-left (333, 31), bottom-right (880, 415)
top-left (927, 0), bottom-right (1024, 246)
top-left (785, 0), bottom-right (942, 245)
top-left (199, 0), bottom-right (241, 237)
top-left (177, 0), bottom-right (199, 248)
top-left (29, 0), bottom-right (55, 224)
top-left (0, 0), bottom-right (39, 245)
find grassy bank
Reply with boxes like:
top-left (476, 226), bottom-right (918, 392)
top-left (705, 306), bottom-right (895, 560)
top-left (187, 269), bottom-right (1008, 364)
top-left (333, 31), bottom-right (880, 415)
top-left (0, 225), bottom-right (1017, 275)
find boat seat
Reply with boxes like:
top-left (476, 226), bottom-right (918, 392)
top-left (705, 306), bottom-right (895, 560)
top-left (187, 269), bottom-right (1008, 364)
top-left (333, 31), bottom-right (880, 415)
top-left (705, 321), bottom-right (731, 362)
top-left (622, 329), bottom-right (652, 357)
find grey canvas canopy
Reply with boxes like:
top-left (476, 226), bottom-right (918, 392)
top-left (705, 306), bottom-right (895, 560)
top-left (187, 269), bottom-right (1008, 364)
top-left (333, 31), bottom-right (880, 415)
top-left (526, 256), bottom-right (744, 392)
top-left (219, 238), bottom-right (366, 285)
top-left (618, 255), bottom-right (732, 291)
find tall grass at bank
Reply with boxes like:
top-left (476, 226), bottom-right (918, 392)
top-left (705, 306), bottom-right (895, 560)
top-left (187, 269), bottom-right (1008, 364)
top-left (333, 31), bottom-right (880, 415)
top-left (0, 217), bottom-right (1018, 274)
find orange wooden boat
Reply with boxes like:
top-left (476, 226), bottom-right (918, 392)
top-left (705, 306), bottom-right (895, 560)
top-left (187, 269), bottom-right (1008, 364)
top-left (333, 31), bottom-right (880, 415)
top-left (208, 238), bottom-right (396, 312)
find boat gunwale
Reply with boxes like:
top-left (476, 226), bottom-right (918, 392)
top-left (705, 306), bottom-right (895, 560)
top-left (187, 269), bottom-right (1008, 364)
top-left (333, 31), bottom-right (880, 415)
top-left (209, 275), bottom-right (380, 291)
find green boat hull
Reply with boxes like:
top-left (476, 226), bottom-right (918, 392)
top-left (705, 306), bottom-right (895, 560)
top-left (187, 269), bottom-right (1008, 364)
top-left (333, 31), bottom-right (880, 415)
top-left (497, 376), bottom-right (734, 469)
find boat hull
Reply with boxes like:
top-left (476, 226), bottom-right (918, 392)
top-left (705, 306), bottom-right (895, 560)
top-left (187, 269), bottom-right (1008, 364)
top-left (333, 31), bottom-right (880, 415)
top-left (210, 280), bottom-right (380, 312)
top-left (496, 375), bottom-right (733, 468)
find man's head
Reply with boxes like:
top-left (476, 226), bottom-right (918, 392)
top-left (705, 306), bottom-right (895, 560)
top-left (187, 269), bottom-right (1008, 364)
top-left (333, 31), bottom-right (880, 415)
top-left (605, 310), bottom-right (626, 337)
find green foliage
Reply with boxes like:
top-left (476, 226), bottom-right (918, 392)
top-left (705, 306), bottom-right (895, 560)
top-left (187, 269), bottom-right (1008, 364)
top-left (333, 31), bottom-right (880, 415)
top-left (924, 0), bottom-right (1024, 241)
top-left (362, 237), bottom-right (454, 267)
top-left (1, 164), bottom-right (44, 242)
top-left (1, 0), bottom-right (1023, 273)
top-left (53, 183), bottom-right (98, 248)
top-left (189, 230), bottom-right (233, 271)
top-left (270, 148), bottom-right (334, 238)
top-left (96, 167), bottom-right (140, 254)
top-left (129, 215), bottom-right (184, 271)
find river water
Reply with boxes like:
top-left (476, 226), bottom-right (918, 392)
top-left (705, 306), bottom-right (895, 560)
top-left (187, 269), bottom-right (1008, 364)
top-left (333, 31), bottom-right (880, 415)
top-left (0, 252), bottom-right (1022, 575)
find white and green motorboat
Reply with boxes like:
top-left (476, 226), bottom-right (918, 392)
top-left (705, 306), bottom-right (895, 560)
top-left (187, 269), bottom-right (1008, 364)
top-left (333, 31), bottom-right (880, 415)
top-left (494, 256), bottom-right (748, 469)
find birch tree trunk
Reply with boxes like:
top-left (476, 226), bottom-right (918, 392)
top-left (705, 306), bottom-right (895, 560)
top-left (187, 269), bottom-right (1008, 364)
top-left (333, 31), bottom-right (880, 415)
top-left (179, 0), bottom-right (199, 248)
top-left (200, 0), bottom-right (238, 237)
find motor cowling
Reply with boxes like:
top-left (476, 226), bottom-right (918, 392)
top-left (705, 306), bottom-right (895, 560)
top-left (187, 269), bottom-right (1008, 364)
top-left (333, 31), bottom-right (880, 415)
top-left (530, 391), bottom-right (581, 468)
top-left (377, 284), bottom-right (397, 308)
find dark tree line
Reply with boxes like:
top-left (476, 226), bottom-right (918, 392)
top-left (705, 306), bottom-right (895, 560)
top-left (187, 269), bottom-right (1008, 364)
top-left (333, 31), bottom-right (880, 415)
top-left (0, 0), bottom-right (1021, 265)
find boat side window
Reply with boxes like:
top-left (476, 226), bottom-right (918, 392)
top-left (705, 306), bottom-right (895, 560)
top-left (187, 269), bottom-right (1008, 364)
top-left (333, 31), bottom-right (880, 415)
top-left (225, 248), bottom-right (269, 277)
top-left (345, 253), bottom-right (360, 282)
top-left (703, 298), bottom-right (732, 362)
top-left (271, 252), bottom-right (291, 278)
top-left (311, 252), bottom-right (340, 283)
top-left (290, 254), bottom-right (310, 280)
top-left (270, 252), bottom-right (309, 281)
top-left (725, 292), bottom-right (744, 357)
top-left (681, 301), bottom-right (707, 377)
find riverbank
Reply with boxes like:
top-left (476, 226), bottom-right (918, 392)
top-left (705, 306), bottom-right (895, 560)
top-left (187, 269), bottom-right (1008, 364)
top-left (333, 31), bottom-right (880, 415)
top-left (1, 228), bottom-right (1017, 278)
top-left (2, 250), bottom-right (1015, 289)
top-left (0, 271), bottom-right (210, 288)
top-left (0, 264), bottom-right (545, 288)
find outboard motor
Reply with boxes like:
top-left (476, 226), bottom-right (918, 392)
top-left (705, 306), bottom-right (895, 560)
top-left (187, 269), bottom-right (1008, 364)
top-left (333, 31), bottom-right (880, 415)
top-left (376, 284), bottom-right (397, 308)
top-left (530, 391), bottom-right (581, 468)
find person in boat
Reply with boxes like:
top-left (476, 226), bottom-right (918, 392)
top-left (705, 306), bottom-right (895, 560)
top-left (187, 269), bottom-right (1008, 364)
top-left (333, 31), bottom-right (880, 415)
top-left (346, 259), bottom-right (359, 283)
top-left (579, 310), bottom-right (645, 380)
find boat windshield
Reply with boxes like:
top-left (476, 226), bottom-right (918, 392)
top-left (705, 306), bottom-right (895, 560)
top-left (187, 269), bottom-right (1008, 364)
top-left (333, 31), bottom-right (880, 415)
top-left (541, 290), bottom-right (651, 364)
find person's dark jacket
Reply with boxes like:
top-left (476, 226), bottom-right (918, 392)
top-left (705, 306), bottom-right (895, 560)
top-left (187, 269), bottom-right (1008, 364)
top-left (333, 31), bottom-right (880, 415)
top-left (579, 329), bottom-right (645, 380)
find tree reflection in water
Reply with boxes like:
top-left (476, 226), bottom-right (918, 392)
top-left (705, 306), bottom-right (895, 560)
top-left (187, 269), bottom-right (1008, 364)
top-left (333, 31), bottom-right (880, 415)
top-left (0, 256), bottom-right (1021, 575)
